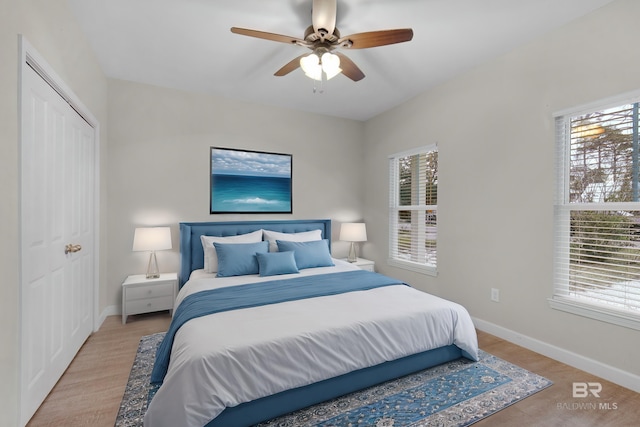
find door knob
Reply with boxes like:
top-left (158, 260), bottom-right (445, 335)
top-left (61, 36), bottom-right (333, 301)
top-left (65, 244), bottom-right (82, 254)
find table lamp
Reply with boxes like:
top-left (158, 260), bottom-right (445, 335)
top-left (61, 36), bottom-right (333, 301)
top-left (340, 223), bottom-right (367, 263)
top-left (132, 227), bottom-right (172, 279)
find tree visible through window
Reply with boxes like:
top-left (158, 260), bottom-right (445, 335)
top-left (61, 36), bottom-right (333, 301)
top-left (389, 146), bottom-right (437, 274)
top-left (554, 100), bottom-right (640, 327)
top-left (569, 104), bottom-right (639, 203)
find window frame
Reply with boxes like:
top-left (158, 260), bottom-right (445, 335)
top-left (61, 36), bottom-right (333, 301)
top-left (552, 90), bottom-right (640, 331)
top-left (388, 145), bottom-right (438, 276)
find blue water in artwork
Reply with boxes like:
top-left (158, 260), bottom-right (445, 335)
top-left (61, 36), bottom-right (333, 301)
top-left (212, 174), bottom-right (291, 212)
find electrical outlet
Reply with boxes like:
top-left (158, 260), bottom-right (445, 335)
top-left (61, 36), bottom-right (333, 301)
top-left (491, 288), bottom-right (500, 302)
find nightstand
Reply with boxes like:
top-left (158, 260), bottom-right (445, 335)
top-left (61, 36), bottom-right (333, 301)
top-left (122, 272), bottom-right (178, 324)
top-left (346, 258), bottom-right (375, 272)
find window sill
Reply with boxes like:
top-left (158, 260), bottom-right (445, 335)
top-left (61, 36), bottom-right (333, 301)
top-left (548, 296), bottom-right (640, 331)
top-left (387, 258), bottom-right (437, 277)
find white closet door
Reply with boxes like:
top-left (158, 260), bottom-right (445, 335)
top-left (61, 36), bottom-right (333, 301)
top-left (20, 64), bottom-right (95, 425)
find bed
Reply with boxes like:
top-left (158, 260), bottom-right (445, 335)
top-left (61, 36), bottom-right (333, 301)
top-left (144, 219), bottom-right (479, 427)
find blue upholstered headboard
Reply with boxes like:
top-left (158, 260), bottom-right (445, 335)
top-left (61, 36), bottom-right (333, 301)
top-left (179, 219), bottom-right (332, 287)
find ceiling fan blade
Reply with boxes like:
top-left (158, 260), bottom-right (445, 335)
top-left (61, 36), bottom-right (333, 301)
top-left (335, 52), bottom-right (365, 82)
top-left (274, 54), bottom-right (306, 76)
top-left (339, 28), bottom-right (414, 49)
top-left (230, 27), bottom-right (303, 45)
top-left (312, 0), bottom-right (336, 36)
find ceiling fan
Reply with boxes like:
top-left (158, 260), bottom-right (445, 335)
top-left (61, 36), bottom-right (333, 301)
top-left (230, 0), bottom-right (413, 82)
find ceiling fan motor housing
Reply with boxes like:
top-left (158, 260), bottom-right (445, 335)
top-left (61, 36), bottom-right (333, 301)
top-left (304, 25), bottom-right (340, 45)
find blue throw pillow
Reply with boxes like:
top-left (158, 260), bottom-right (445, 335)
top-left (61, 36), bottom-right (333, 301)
top-left (276, 239), bottom-right (334, 269)
top-left (256, 251), bottom-right (300, 277)
top-left (213, 241), bottom-right (269, 277)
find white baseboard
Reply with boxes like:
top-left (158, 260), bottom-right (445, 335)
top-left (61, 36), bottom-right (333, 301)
top-left (95, 305), bottom-right (120, 331)
top-left (472, 317), bottom-right (640, 393)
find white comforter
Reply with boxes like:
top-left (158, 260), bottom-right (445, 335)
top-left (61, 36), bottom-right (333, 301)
top-left (144, 260), bottom-right (478, 427)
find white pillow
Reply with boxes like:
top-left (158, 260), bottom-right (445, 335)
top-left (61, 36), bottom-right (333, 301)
top-left (262, 229), bottom-right (323, 252)
top-left (200, 230), bottom-right (263, 273)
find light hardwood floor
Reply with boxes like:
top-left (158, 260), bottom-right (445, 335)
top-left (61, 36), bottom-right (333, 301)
top-left (27, 313), bottom-right (640, 426)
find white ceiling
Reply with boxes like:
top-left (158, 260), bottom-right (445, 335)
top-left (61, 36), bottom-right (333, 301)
top-left (67, 0), bottom-right (615, 121)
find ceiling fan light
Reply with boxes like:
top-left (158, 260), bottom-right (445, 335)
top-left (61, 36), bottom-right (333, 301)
top-left (305, 68), bottom-right (323, 81)
top-left (324, 67), bottom-right (342, 80)
top-left (300, 53), bottom-right (322, 79)
top-left (321, 52), bottom-right (342, 80)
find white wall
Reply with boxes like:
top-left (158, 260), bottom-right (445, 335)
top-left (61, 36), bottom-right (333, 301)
top-left (106, 79), bottom-right (366, 310)
top-left (0, 0), bottom-right (108, 425)
top-left (364, 0), bottom-right (640, 383)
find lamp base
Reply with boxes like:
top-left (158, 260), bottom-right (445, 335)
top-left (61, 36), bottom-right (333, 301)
top-left (146, 251), bottom-right (160, 279)
top-left (347, 242), bottom-right (358, 263)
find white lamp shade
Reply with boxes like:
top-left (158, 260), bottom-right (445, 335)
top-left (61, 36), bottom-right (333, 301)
top-left (132, 227), bottom-right (172, 252)
top-left (340, 223), bottom-right (367, 242)
top-left (300, 53), bottom-right (322, 81)
top-left (321, 52), bottom-right (342, 80)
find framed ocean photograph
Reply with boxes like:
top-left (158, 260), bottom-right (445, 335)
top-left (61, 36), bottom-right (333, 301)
top-left (210, 147), bottom-right (293, 214)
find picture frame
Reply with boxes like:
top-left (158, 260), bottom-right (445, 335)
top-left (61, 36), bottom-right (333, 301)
top-left (210, 147), bottom-right (293, 214)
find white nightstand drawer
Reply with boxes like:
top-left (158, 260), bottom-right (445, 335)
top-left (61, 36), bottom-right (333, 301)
top-left (125, 295), bottom-right (174, 316)
top-left (126, 282), bottom-right (174, 300)
top-left (344, 258), bottom-right (375, 272)
top-left (122, 272), bottom-right (178, 324)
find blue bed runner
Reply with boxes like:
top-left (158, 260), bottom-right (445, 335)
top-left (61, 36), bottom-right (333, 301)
top-left (150, 270), bottom-right (407, 384)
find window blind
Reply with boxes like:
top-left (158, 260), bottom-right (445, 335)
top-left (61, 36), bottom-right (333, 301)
top-left (553, 99), bottom-right (640, 328)
top-left (389, 146), bottom-right (437, 274)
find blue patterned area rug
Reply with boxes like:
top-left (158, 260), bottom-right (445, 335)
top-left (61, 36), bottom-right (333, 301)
top-left (116, 333), bottom-right (552, 427)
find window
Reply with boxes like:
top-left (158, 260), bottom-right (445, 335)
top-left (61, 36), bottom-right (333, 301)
top-left (553, 95), bottom-right (640, 330)
top-left (389, 145), bottom-right (438, 275)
